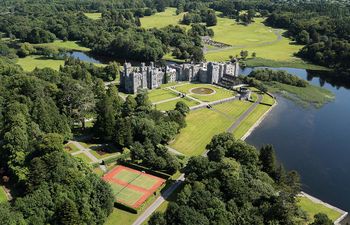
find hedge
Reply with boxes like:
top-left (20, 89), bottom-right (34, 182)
top-left (114, 202), bottom-right (138, 214)
top-left (102, 152), bottom-right (130, 165)
top-left (118, 161), bottom-right (172, 180)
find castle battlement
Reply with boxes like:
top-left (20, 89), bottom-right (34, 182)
top-left (120, 61), bottom-right (240, 94)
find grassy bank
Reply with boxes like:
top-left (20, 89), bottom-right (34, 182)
top-left (234, 104), bottom-right (271, 139)
top-left (0, 186), bottom-right (7, 203)
top-left (265, 82), bottom-right (334, 108)
top-left (243, 58), bottom-right (330, 71)
top-left (17, 55), bottom-right (65, 71)
top-left (34, 40), bottom-right (91, 52)
top-left (297, 196), bottom-right (342, 223)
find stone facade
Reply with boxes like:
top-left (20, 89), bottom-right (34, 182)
top-left (120, 61), bottom-right (240, 94)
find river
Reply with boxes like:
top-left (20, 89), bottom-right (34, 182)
top-left (69, 51), bottom-right (350, 211)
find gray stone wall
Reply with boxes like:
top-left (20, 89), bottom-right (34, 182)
top-left (121, 61), bottom-right (240, 93)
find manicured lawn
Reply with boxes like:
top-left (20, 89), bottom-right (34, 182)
top-left (261, 94), bottom-right (276, 105)
top-left (155, 97), bottom-right (199, 111)
top-left (140, 8), bottom-right (312, 66)
top-left (140, 8), bottom-right (187, 29)
top-left (233, 104), bottom-right (270, 139)
top-left (204, 17), bottom-right (303, 62)
top-left (84, 12), bottom-right (102, 20)
top-left (174, 83), bottom-right (235, 102)
top-left (105, 208), bottom-right (140, 225)
top-left (148, 89), bottom-right (179, 103)
top-left (87, 144), bottom-right (120, 160)
top-left (34, 40), bottom-right (91, 52)
top-left (244, 57), bottom-right (330, 71)
top-left (0, 186), bottom-right (7, 203)
top-left (297, 196), bottom-right (342, 222)
top-left (17, 55), bottom-right (64, 71)
top-left (93, 167), bottom-right (105, 177)
top-left (170, 100), bottom-right (252, 155)
top-left (75, 153), bottom-right (93, 163)
top-left (64, 143), bottom-right (81, 154)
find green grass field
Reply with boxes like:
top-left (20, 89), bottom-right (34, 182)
top-left (140, 8), bottom-right (305, 64)
top-left (0, 187), bottom-right (7, 203)
top-left (155, 97), bottom-right (199, 111)
top-left (86, 144), bottom-right (120, 160)
top-left (261, 94), bottom-right (276, 105)
top-left (34, 40), bottom-right (91, 52)
top-left (140, 8), bottom-right (187, 29)
top-left (233, 104), bottom-right (270, 139)
top-left (266, 82), bottom-right (334, 108)
top-left (75, 153), bottom-right (93, 163)
top-left (148, 89), bottom-right (179, 103)
top-left (114, 170), bottom-right (159, 190)
top-left (205, 17), bottom-right (303, 62)
top-left (110, 182), bottom-right (145, 206)
top-left (244, 58), bottom-right (330, 71)
top-left (17, 55), bottom-right (65, 71)
top-left (297, 196), bottom-right (342, 222)
top-left (170, 100), bottom-right (252, 155)
top-left (64, 143), bottom-right (81, 153)
top-left (174, 83), bottom-right (235, 102)
top-left (84, 12), bottom-right (102, 20)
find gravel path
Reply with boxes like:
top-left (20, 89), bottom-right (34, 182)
top-left (227, 95), bottom-right (262, 133)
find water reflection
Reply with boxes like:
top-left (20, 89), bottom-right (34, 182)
top-left (243, 66), bottom-right (350, 211)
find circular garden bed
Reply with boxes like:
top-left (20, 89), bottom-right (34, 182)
top-left (190, 87), bottom-right (215, 95)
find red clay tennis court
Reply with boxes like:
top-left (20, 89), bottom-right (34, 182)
top-left (103, 165), bottom-right (165, 208)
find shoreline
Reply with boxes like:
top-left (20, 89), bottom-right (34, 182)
top-left (240, 97), bottom-right (348, 224)
top-left (241, 97), bottom-right (278, 141)
top-left (299, 192), bottom-right (348, 225)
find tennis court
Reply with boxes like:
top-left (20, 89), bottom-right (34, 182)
top-left (103, 165), bottom-right (165, 208)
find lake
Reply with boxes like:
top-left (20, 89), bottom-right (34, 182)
top-left (68, 51), bottom-right (350, 211)
top-left (241, 67), bottom-right (350, 212)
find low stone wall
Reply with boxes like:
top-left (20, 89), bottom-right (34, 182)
top-left (189, 96), bottom-right (237, 111)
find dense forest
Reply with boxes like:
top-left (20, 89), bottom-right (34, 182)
top-left (0, 57), bottom-right (116, 224)
top-left (149, 133), bottom-right (333, 225)
top-left (0, 0), bottom-right (347, 224)
top-left (1, 0), bottom-right (349, 78)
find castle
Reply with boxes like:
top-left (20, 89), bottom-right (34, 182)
top-left (120, 61), bottom-right (240, 94)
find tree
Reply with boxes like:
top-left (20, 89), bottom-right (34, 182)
top-left (240, 50), bottom-right (249, 59)
top-left (297, 30), bottom-right (310, 44)
top-left (167, 110), bottom-right (186, 130)
top-left (206, 12), bottom-right (217, 26)
top-left (55, 198), bottom-right (80, 225)
top-left (59, 78), bottom-right (95, 129)
top-left (37, 133), bottom-right (64, 155)
top-left (17, 42), bottom-right (36, 57)
top-left (310, 213), bottom-right (333, 225)
top-left (135, 92), bottom-right (152, 112)
top-left (122, 96), bottom-right (137, 116)
top-left (94, 94), bottom-right (116, 141)
top-left (259, 145), bottom-right (277, 179)
top-left (252, 52), bottom-right (257, 58)
top-left (175, 101), bottom-right (190, 115)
